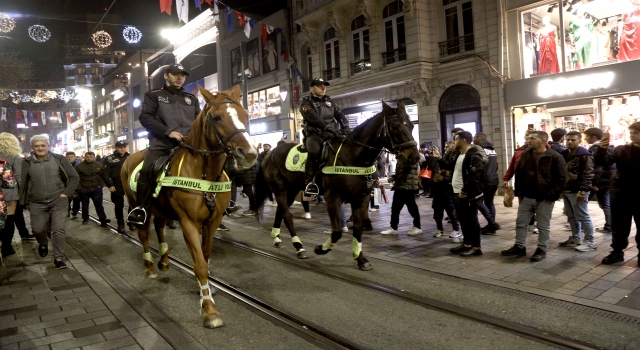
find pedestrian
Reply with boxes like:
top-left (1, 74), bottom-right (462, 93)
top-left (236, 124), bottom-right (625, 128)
top-left (75, 151), bottom-right (111, 226)
top-left (474, 133), bottom-right (501, 235)
top-left (128, 64), bottom-right (200, 226)
top-left (102, 141), bottom-right (130, 233)
top-left (549, 128), bottom-right (567, 154)
top-left (436, 131), bottom-right (485, 256)
top-left (559, 131), bottom-right (596, 251)
top-left (65, 152), bottom-right (81, 219)
top-left (300, 78), bottom-right (350, 196)
top-left (0, 133), bottom-right (22, 257)
top-left (95, 154), bottom-right (103, 164)
top-left (19, 135), bottom-right (80, 269)
top-left (236, 165), bottom-right (257, 216)
top-left (594, 122), bottom-right (640, 266)
top-left (430, 163), bottom-right (461, 240)
top-left (585, 128), bottom-right (615, 234)
top-left (380, 147), bottom-right (423, 236)
top-left (501, 131), bottom-right (566, 262)
top-left (258, 143), bottom-right (276, 207)
top-left (418, 143), bottom-right (432, 197)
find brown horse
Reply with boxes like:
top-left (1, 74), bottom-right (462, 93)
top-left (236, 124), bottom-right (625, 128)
top-left (121, 85), bottom-right (257, 328)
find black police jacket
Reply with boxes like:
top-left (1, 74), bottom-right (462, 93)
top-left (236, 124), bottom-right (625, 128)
top-left (299, 95), bottom-right (349, 139)
top-left (139, 85), bottom-right (201, 151)
top-left (103, 151), bottom-right (130, 187)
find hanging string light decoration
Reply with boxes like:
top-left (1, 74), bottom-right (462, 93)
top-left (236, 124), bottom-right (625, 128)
top-left (28, 24), bottom-right (52, 42)
top-left (123, 26), bottom-right (142, 44)
top-left (12, 97), bottom-right (21, 104)
top-left (31, 95), bottom-right (42, 103)
top-left (0, 13), bottom-right (16, 33)
top-left (58, 89), bottom-right (74, 103)
top-left (21, 94), bottom-right (31, 103)
top-left (33, 90), bottom-right (50, 103)
top-left (46, 90), bottom-right (58, 99)
top-left (0, 91), bottom-right (8, 100)
top-left (92, 30), bottom-right (112, 48)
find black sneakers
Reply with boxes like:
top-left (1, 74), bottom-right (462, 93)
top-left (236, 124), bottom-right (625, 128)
top-left (602, 251), bottom-right (624, 265)
top-left (38, 244), bottom-right (48, 257)
top-left (99, 219), bottom-right (111, 227)
top-left (501, 244), bottom-right (527, 256)
top-left (217, 223), bottom-right (229, 231)
top-left (481, 223), bottom-right (501, 235)
top-left (530, 248), bottom-right (547, 262)
top-left (54, 259), bottom-right (67, 269)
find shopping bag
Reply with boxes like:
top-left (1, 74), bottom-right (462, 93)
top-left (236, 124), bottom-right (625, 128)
top-left (373, 188), bottom-right (381, 206)
top-left (504, 186), bottom-right (514, 207)
top-left (419, 167), bottom-right (432, 179)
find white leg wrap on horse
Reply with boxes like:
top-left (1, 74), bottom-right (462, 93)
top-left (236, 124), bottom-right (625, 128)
top-left (291, 236), bottom-right (302, 244)
top-left (352, 238), bottom-right (362, 259)
top-left (159, 242), bottom-right (169, 256)
top-left (199, 282), bottom-right (215, 313)
top-left (322, 237), bottom-right (335, 251)
top-left (270, 228), bottom-right (280, 238)
top-left (273, 236), bottom-right (282, 244)
top-left (142, 252), bottom-right (153, 262)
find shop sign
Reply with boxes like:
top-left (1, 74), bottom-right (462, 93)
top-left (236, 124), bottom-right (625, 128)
top-left (94, 136), bottom-right (111, 146)
top-left (537, 72), bottom-right (615, 99)
top-left (250, 122), bottom-right (267, 134)
top-left (137, 130), bottom-right (149, 138)
top-left (84, 123), bottom-right (93, 131)
top-left (117, 135), bottom-right (128, 141)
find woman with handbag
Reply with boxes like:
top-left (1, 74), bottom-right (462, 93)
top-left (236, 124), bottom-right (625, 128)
top-left (0, 133), bottom-right (22, 257)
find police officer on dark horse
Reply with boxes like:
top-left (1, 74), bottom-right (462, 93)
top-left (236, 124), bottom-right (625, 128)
top-left (301, 78), bottom-right (350, 196)
top-left (127, 64), bottom-right (200, 226)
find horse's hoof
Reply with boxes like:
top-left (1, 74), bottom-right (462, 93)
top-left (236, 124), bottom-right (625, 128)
top-left (203, 314), bottom-right (225, 328)
top-left (158, 261), bottom-right (170, 271)
top-left (274, 242), bottom-right (283, 248)
top-left (358, 262), bottom-right (373, 271)
top-left (314, 245), bottom-right (330, 255)
top-left (296, 250), bottom-right (308, 259)
top-left (145, 270), bottom-right (158, 279)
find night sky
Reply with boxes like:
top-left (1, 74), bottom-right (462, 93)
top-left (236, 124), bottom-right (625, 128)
top-left (1, 0), bottom-right (288, 83)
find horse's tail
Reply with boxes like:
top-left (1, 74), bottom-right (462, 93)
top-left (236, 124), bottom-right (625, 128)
top-left (254, 163), bottom-right (270, 221)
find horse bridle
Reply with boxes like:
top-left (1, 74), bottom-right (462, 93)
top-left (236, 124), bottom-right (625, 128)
top-left (377, 114), bottom-right (417, 154)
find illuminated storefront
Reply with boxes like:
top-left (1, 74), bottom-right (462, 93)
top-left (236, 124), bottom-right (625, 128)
top-left (133, 127), bottom-right (149, 152)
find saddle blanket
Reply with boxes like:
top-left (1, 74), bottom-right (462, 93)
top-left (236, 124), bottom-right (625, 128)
top-left (284, 145), bottom-right (376, 175)
top-left (129, 161), bottom-right (231, 198)
top-left (285, 145), bottom-right (307, 172)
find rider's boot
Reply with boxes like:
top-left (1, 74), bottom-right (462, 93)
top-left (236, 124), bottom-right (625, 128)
top-left (127, 181), bottom-right (151, 227)
top-left (303, 163), bottom-right (319, 197)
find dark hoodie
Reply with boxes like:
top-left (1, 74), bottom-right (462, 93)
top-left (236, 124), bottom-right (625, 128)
top-left (549, 141), bottom-right (566, 154)
top-left (561, 146), bottom-right (594, 193)
top-left (478, 141), bottom-right (499, 186)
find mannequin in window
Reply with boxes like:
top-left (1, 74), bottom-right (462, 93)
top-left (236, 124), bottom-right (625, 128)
top-left (618, 1), bottom-right (640, 61)
top-left (568, 9), bottom-right (594, 69)
top-left (538, 16), bottom-right (560, 74)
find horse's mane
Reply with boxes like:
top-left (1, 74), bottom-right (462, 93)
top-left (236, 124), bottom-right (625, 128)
top-left (184, 90), bottom-right (237, 150)
top-left (348, 109), bottom-right (382, 140)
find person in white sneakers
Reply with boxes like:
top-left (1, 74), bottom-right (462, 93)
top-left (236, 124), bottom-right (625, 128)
top-left (380, 147), bottom-right (422, 236)
top-left (431, 166), bottom-right (462, 240)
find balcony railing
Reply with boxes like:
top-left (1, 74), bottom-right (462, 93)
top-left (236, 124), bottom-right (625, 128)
top-left (438, 34), bottom-right (475, 57)
top-left (381, 47), bottom-right (406, 67)
top-left (350, 58), bottom-right (372, 75)
top-left (322, 67), bottom-right (341, 81)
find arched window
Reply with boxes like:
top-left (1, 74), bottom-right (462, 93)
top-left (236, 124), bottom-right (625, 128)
top-left (351, 15), bottom-right (371, 75)
top-left (305, 47), bottom-right (313, 92)
top-left (323, 27), bottom-right (340, 80)
top-left (382, 0), bottom-right (406, 66)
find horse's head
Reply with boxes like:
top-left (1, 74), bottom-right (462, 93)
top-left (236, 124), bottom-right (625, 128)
top-left (379, 100), bottom-right (421, 165)
top-left (197, 85), bottom-right (257, 169)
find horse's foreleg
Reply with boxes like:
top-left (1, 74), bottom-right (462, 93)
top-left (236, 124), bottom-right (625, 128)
top-left (202, 214), bottom-right (222, 262)
top-left (153, 217), bottom-right (170, 271)
top-left (280, 191), bottom-right (306, 259)
top-left (137, 227), bottom-right (157, 278)
top-left (352, 198), bottom-right (373, 271)
top-left (181, 220), bottom-right (223, 329)
top-left (314, 196), bottom-right (343, 256)
top-left (271, 198), bottom-right (285, 248)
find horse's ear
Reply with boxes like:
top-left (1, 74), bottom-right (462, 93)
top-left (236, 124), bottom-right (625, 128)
top-left (397, 100), bottom-right (406, 110)
top-left (382, 100), bottom-right (392, 112)
top-left (230, 85), bottom-right (242, 101)
top-left (198, 85), bottom-right (215, 102)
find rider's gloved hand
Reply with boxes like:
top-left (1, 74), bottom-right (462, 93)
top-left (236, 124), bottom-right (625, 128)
top-left (342, 127), bottom-right (351, 135)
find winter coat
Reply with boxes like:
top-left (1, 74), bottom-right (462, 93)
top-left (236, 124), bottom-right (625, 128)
top-left (478, 141), bottom-right (499, 186)
top-left (594, 144), bottom-right (640, 192)
top-left (390, 153), bottom-right (420, 192)
top-left (102, 151), bottom-right (130, 187)
top-left (549, 141), bottom-right (567, 154)
top-left (19, 153), bottom-right (79, 205)
top-left (442, 144), bottom-right (489, 166)
top-left (514, 148), bottom-right (566, 202)
top-left (300, 95), bottom-right (349, 139)
top-left (0, 153), bottom-right (21, 202)
top-left (438, 147), bottom-right (485, 200)
top-left (561, 147), bottom-right (594, 193)
top-left (235, 166), bottom-right (256, 186)
top-left (75, 160), bottom-right (111, 190)
top-left (588, 143), bottom-right (616, 188)
top-left (503, 146), bottom-right (527, 182)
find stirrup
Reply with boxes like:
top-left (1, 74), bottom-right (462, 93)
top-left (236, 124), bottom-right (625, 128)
top-left (304, 182), bottom-right (319, 196)
top-left (127, 206), bottom-right (148, 226)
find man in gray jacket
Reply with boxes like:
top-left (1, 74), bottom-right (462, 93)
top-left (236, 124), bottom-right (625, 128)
top-left (19, 135), bottom-right (79, 269)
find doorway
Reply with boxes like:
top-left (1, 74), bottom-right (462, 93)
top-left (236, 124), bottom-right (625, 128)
top-left (439, 84), bottom-right (481, 148)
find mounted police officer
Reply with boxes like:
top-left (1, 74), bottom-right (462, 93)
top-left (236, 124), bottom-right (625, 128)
top-left (103, 141), bottom-right (130, 233)
top-left (300, 78), bottom-right (349, 196)
top-left (127, 64), bottom-right (201, 226)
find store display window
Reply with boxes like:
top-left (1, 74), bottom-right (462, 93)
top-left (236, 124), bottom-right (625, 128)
top-left (247, 86), bottom-right (282, 120)
top-left (600, 94), bottom-right (640, 145)
top-left (521, 0), bottom-right (640, 78)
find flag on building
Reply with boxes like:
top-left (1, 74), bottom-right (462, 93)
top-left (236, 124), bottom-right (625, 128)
top-left (160, 0), bottom-right (172, 15)
top-left (1, 107), bottom-right (5, 122)
top-left (212, 0), bottom-right (219, 22)
top-left (177, 0), bottom-right (189, 23)
top-left (40, 111), bottom-right (46, 125)
top-left (226, 7), bottom-right (233, 33)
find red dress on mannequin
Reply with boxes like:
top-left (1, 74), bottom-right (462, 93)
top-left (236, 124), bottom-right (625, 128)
top-left (618, 8), bottom-right (640, 62)
top-left (538, 29), bottom-right (560, 73)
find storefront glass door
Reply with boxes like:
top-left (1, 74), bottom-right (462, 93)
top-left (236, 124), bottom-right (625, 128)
top-left (441, 110), bottom-right (481, 145)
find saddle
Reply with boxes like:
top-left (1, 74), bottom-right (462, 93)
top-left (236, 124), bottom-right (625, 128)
top-left (131, 146), bottom-right (180, 198)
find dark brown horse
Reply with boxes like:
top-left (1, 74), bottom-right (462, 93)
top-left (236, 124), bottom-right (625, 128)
top-left (121, 85), bottom-right (257, 328)
top-left (255, 101), bottom-right (420, 270)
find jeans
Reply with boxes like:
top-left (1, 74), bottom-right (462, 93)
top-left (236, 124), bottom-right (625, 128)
top-left (453, 195), bottom-right (482, 247)
top-left (241, 184), bottom-right (256, 211)
top-left (609, 187), bottom-right (640, 253)
top-left (80, 188), bottom-right (107, 221)
top-left (29, 197), bottom-right (69, 259)
top-left (433, 192), bottom-right (460, 231)
top-left (390, 189), bottom-right (421, 229)
top-left (595, 187), bottom-right (611, 231)
top-left (515, 197), bottom-right (554, 250)
top-left (563, 192), bottom-right (594, 243)
top-left (477, 185), bottom-right (497, 225)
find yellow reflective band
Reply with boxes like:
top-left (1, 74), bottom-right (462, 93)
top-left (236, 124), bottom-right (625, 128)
top-left (178, 154), bottom-right (185, 176)
top-left (159, 242), bottom-right (169, 256)
top-left (291, 236), bottom-right (302, 244)
top-left (333, 141), bottom-right (344, 166)
top-left (270, 228), bottom-right (281, 238)
top-left (143, 252), bottom-right (153, 262)
top-left (352, 238), bottom-right (362, 259)
top-left (322, 165), bottom-right (376, 175)
top-left (161, 177), bottom-right (232, 192)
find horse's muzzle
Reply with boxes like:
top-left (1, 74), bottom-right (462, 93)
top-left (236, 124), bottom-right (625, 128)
top-left (234, 146), bottom-right (257, 168)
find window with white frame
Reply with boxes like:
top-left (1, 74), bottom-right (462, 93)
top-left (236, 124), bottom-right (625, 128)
top-left (351, 15), bottom-right (371, 75)
top-left (323, 27), bottom-right (340, 80)
top-left (382, 0), bottom-right (406, 66)
top-left (304, 47), bottom-right (313, 92)
top-left (440, 0), bottom-right (474, 57)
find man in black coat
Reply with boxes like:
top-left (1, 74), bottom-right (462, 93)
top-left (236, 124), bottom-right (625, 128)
top-left (75, 151), bottom-right (111, 227)
top-left (474, 133), bottom-right (501, 234)
top-left (102, 141), bottom-right (130, 233)
top-left (585, 128), bottom-right (616, 234)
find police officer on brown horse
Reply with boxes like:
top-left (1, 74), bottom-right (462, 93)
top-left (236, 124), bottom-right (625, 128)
top-left (301, 78), bottom-right (350, 196)
top-left (127, 64), bottom-right (200, 226)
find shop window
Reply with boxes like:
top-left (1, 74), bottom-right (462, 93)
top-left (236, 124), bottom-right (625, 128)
top-left (520, 0), bottom-right (640, 79)
top-left (230, 46), bottom-right (242, 85)
top-left (440, 0), bottom-right (474, 57)
top-left (248, 86), bottom-right (281, 120)
top-left (351, 15), bottom-right (371, 75)
top-left (323, 27), bottom-right (341, 81)
top-left (77, 67), bottom-right (86, 75)
top-left (304, 47), bottom-right (313, 92)
top-left (76, 76), bottom-right (86, 85)
top-left (382, 0), bottom-right (406, 66)
top-left (91, 67), bottom-right (100, 75)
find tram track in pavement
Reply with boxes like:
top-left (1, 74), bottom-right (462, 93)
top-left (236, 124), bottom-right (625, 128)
top-left (93, 199), bottom-right (602, 350)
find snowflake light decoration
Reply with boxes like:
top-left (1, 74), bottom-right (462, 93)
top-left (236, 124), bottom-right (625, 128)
top-left (32, 90), bottom-right (49, 103)
top-left (9, 91), bottom-right (19, 97)
top-left (0, 91), bottom-right (8, 100)
top-left (0, 13), bottom-right (16, 33)
top-left (12, 97), bottom-right (20, 104)
top-left (58, 89), bottom-right (74, 103)
top-left (21, 94), bottom-right (31, 103)
top-left (32, 95), bottom-right (42, 103)
top-left (92, 30), bottom-right (112, 48)
top-left (46, 90), bottom-right (58, 99)
top-left (28, 25), bottom-right (52, 42)
top-left (123, 26), bottom-right (142, 44)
